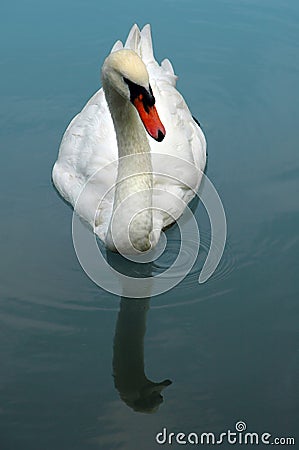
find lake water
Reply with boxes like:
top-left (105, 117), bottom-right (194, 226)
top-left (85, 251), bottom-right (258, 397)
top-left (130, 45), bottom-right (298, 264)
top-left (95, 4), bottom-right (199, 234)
top-left (0, 0), bottom-right (298, 449)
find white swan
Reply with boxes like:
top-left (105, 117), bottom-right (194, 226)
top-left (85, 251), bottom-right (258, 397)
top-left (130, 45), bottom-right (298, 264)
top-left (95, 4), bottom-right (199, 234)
top-left (52, 24), bottom-right (206, 253)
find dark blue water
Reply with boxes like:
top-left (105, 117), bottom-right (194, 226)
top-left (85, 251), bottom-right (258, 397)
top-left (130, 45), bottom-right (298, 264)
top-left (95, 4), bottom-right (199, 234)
top-left (0, 0), bottom-right (298, 449)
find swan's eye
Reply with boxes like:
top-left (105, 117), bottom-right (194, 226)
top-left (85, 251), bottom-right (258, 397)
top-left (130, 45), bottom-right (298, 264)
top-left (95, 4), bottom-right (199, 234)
top-left (123, 77), bottom-right (155, 112)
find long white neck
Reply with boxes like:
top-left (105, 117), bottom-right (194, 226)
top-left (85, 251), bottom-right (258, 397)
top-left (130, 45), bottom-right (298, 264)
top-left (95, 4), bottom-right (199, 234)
top-left (103, 81), bottom-right (153, 253)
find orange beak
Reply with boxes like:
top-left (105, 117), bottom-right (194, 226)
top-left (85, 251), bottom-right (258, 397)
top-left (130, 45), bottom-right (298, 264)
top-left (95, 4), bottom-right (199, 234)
top-left (133, 95), bottom-right (166, 142)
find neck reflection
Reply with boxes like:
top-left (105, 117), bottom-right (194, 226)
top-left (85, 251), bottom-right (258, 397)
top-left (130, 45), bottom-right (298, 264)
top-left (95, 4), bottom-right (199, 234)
top-left (113, 297), bottom-right (171, 413)
top-left (108, 253), bottom-right (172, 414)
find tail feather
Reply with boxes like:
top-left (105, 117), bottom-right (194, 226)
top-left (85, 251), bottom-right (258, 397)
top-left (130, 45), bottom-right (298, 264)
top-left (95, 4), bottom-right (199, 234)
top-left (111, 40), bottom-right (123, 53)
top-left (114, 24), bottom-right (156, 64)
top-left (161, 58), bottom-right (174, 76)
top-left (161, 58), bottom-right (177, 86)
top-left (124, 23), bottom-right (141, 53)
top-left (140, 24), bottom-right (154, 63)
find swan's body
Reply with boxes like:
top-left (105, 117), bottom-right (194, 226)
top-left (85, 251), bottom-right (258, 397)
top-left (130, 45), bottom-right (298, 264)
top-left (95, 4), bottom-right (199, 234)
top-left (52, 24), bottom-right (206, 253)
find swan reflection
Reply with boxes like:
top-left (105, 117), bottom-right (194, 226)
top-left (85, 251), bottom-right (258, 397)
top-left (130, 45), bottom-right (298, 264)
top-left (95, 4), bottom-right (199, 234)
top-left (113, 297), bottom-right (171, 413)
top-left (107, 253), bottom-right (172, 413)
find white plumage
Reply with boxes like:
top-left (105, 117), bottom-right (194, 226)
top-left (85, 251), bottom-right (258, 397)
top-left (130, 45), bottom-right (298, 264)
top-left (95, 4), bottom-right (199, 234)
top-left (52, 24), bottom-right (206, 253)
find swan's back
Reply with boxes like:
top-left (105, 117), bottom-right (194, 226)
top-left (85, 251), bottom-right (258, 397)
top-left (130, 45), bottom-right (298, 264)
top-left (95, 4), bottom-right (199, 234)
top-left (52, 24), bottom-right (206, 241)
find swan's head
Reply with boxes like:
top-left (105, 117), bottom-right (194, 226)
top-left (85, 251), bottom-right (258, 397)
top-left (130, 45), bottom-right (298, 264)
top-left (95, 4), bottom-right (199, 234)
top-left (102, 49), bottom-right (165, 142)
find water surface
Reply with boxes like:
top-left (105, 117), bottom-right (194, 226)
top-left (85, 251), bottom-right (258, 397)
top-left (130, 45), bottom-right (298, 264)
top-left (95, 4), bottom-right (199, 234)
top-left (0, 0), bottom-right (298, 449)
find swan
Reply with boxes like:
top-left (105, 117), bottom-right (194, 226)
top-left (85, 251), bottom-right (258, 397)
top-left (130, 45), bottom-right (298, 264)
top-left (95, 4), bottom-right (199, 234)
top-left (52, 24), bottom-right (206, 254)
